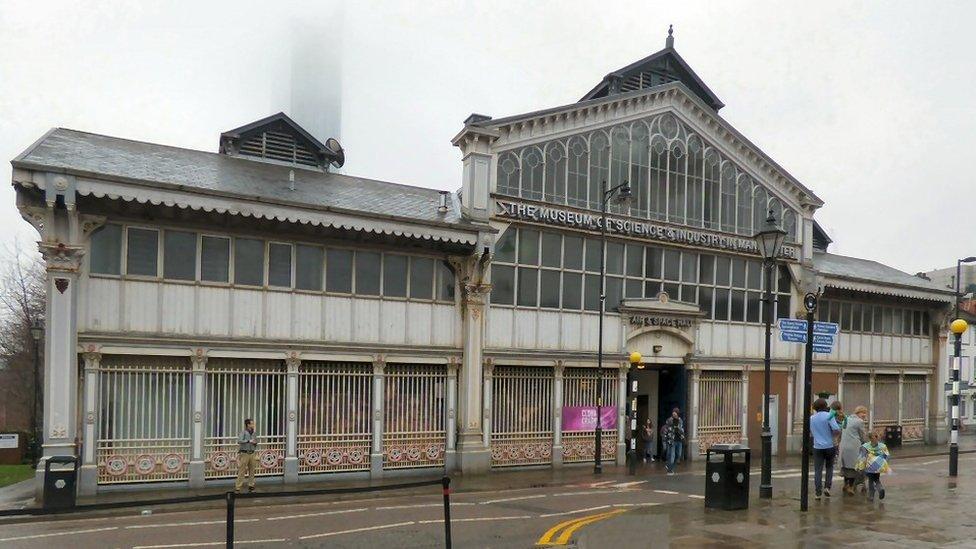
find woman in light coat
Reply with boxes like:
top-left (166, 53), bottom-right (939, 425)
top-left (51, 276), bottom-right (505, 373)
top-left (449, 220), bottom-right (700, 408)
top-left (840, 405), bottom-right (869, 495)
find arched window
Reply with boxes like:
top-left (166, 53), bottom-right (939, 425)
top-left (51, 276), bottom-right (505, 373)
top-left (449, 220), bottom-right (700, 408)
top-left (666, 142), bottom-right (686, 224)
top-left (609, 126), bottom-right (630, 214)
top-left (588, 132), bottom-right (610, 210)
top-left (566, 136), bottom-right (589, 208)
top-left (521, 147), bottom-right (544, 201)
top-left (497, 151), bottom-right (520, 197)
top-left (768, 198), bottom-right (784, 233)
top-left (630, 122), bottom-right (650, 218)
top-left (648, 135), bottom-right (668, 221)
top-left (703, 149), bottom-right (721, 230)
top-left (720, 162), bottom-right (737, 233)
top-left (736, 177), bottom-right (753, 235)
top-left (544, 141), bottom-right (567, 204)
top-left (752, 186), bottom-right (768, 233)
top-left (686, 135), bottom-right (704, 228)
top-left (783, 209), bottom-right (797, 243)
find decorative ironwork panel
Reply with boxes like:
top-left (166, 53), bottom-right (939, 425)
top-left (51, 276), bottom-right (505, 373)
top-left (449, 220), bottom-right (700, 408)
top-left (696, 371), bottom-right (742, 454)
top-left (561, 368), bottom-right (617, 463)
top-left (490, 366), bottom-right (554, 467)
top-left (383, 364), bottom-right (447, 469)
top-left (873, 375), bottom-right (899, 426)
top-left (842, 374), bottom-right (870, 411)
top-left (204, 359), bottom-right (286, 479)
top-left (297, 362), bottom-right (372, 474)
top-left (96, 356), bottom-right (191, 484)
top-left (902, 374), bottom-right (927, 441)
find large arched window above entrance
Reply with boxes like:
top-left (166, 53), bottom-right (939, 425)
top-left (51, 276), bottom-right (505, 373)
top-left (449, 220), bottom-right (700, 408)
top-left (494, 112), bottom-right (801, 241)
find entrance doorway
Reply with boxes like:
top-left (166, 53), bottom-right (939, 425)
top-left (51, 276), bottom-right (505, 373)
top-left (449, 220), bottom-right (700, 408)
top-left (633, 364), bottom-right (687, 459)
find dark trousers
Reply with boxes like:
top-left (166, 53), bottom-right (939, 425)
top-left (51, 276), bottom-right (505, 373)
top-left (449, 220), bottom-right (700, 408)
top-left (813, 447), bottom-right (836, 493)
top-left (865, 472), bottom-right (883, 498)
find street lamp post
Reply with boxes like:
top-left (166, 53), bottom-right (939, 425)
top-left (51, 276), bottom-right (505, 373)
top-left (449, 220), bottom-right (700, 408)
top-left (949, 256), bottom-right (975, 477)
top-left (29, 317), bottom-right (43, 463)
top-left (594, 179), bottom-right (632, 475)
top-left (753, 210), bottom-right (786, 499)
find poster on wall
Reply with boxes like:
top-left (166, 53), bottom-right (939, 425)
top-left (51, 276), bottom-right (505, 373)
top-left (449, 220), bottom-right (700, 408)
top-left (562, 406), bottom-right (617, 430)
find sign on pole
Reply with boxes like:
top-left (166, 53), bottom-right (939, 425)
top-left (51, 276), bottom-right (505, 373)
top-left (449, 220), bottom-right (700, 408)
top-left (778, 319), bottom-right (840, 354)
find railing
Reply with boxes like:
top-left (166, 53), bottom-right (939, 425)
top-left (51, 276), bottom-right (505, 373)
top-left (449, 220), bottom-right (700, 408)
top-left (491, 366), bottom-right (554, 467)
top-left (562, 368), bottom-right (617, 464)
top-left (697, 371), bottom-right (742, 454)
top-left (96, 356), bottom-right (192, 484)
top-left (0, 474), bottom-right (455, 549)
top-left (298, 362), bottom-right (372, 474)
top-left (383, 365), bottom-right (447, 469)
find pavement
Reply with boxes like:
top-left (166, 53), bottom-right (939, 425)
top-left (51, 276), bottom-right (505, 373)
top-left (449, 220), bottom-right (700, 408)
top-left (0, 441), bottom-right (973, 547)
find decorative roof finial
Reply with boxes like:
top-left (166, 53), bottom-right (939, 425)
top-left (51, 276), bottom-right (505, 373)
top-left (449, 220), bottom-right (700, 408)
top-left (666, 24), bottom-right (674, 49)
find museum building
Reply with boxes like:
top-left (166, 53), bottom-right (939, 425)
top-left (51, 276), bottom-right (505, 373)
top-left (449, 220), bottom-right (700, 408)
top-left (12, 32), bottom-right (955, 496)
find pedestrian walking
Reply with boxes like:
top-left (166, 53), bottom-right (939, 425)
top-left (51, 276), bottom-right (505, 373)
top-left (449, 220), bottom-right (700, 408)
top-left (829, 400), bottom-right (845, 449)
top-left (663, 408), bottom-right (685, 475)
top-left (810, 398), bottom-right (841, 500)
top-left (857, 431), bottom-right (891, 501)
top-left (235, 418), bottom-right (258, 493)
top-left (840, 405), bottom-right (869, 495)
top-left (639, 418), bottom-right (657, 462)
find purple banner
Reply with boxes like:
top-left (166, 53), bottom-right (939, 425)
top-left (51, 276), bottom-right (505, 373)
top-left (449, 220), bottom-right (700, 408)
top-left (561, 406), bottom-right (617, 431)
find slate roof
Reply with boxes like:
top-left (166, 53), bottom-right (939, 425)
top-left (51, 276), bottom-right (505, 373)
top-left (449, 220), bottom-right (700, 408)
top-left (813, 251), bottom-right (954, 299)
top-left (13, 128), bottom-right (481, 233)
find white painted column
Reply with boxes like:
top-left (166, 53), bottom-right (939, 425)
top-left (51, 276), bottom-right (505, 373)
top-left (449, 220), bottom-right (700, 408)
top-left (457, 280), bottom-right (492, 474)
top-left (78, 350), bottom-right (100, 495)
top-left (36, 242), bottom-right (84, 502)
top-left (837, 369), bottom-right (845, 403)
top-left (371, 356), bottom-right (386, 477)
top-left (189, 349), bottom-right (207, 488)
top-left (868, 370), bottom-right (876, 431)
top-left (897, 371), bottom-right (905, 427)
top-left (616, 363), bottom-right (628, 464)
top-left (445, 358), bottom-right (459, 471)
top-left (482, 359), bottom-right (494, 450)
top-left (688, 366), bottom-right (701, 460)
top-left (552, 362), bottom-right (565, 467)
top-left (786, 366), bottom-right (794, 438)
top-left (740, 369), bottom-right (750, 446)
top-left (284, 353), bottom-right (300, 482)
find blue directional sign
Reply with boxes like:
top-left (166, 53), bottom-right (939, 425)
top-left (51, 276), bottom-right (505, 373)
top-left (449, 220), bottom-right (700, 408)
top-left (777, 319), bottom-right (840, 354)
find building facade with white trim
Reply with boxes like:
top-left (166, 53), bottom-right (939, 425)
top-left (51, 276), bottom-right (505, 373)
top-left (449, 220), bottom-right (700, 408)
top-left (13, 35), bottom-right (955, 497)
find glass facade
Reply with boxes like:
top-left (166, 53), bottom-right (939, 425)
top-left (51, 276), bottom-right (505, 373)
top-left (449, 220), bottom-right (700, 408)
top-left (491, 226), bottom-right (792, 322)
top-left (496, 113), bottom-right (799, 241)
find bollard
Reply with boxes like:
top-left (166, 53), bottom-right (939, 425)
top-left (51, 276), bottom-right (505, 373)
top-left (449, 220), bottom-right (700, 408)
top-left (226, 491), bottom-right (235, 548)
top-left (441, 476), bottom-right (452, 549)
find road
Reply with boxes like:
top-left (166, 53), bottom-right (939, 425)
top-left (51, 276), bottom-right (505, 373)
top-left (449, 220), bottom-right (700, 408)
top-left (0, 453), bottom-right (973, 548)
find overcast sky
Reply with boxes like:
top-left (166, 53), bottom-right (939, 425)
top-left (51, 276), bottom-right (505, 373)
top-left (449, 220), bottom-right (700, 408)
top-left (1, 1), bottom-right (973, 276)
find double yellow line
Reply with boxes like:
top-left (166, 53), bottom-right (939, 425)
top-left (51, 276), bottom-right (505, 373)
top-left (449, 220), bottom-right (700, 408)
top-left (536, 509), bottom-right (627, 546)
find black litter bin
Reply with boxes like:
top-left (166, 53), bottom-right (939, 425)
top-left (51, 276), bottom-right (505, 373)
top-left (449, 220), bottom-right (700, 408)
top-left (43, 455), bottom-right (79, 510)
top-left (884, 426), bottom-right (902, 448)
top-left (704, 445), bottom-right (750, 510)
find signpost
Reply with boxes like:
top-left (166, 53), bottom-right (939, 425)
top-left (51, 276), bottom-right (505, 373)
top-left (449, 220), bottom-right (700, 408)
top-left (779, 301), bottom-right (837, 512)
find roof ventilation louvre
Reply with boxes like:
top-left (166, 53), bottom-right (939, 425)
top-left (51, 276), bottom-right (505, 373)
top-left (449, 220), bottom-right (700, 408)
top-left (437, 191), bottom-right (449, 214)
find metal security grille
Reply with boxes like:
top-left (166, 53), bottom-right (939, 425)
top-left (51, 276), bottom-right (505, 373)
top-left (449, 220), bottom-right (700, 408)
top-left (902, 375), bottom-right (927, 441)
top-left (490, 367), bottom-right (554, 467)
top-left (562, 368), bottom-right (618, 463)
top-left (205, 359), bottom-right (286, 479)
top-left (297, 362), bottom-right (372, 474)
top-left (697, 371), bottom-right (742, 454)
top-left (842, 374), bottom-right (870, 413)
top-left (873, 375), bottom-right (899, 434)
top-left (96, 356), bottom-right (191, 484)
top-left (383, 365), bottom-right (447, 469)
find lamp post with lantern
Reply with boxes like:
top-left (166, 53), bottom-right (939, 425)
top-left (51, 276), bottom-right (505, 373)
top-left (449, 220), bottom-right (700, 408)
top-left (29, 317), bottom-right (43, 463)
top-left (753, 211), bottom-right (787, 499)
top-left (594, 180), bottom-right (632, 475)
